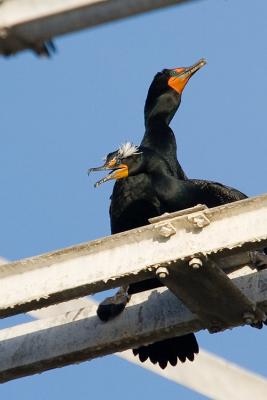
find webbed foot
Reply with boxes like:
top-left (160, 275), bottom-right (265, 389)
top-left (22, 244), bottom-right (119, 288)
top-left (97, 286), bottom-right (130, 322)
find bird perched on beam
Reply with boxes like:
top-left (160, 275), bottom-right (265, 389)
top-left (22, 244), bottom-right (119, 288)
top-left (91, 144), bottom-right (247, 207)
top-left (88, 60), bottom-right (206, 369)
top-left (89, 142), bottom-right (267, 367)
top-left (109, 61), bottom-right (208, 234)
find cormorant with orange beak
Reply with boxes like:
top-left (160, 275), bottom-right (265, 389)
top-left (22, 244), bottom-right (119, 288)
top-left (89, 142), bottom-right (267, 368)
top-left (88, 60), bottom-right (206, 369)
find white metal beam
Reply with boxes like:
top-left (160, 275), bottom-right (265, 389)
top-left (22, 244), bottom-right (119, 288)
top-left (31, 301), bottom-right (267, 400)
top-left (27, 296), bottom-right (267, 400)
top-left (1, 258), bottom-right (266, 399)
top-left (29, 296), bottom-right (267, 400)
top-left (28, 296), bottom-right (267, 400)
top-left (0, 267), bottom-right (266, 383)
top-left (0, 0), bottom-right (196, 55)
top-left (0, 195), bottom-right (267, 318)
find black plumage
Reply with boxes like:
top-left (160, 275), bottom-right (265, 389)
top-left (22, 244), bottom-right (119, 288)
top-left (110, 147), bottom-right (248, 212)
top-left (89, 60), bottom-right (206, 368)
top-left (90, 142), bottom-right (267, 365)
top-left (109, 63), bottom-right (194, 234)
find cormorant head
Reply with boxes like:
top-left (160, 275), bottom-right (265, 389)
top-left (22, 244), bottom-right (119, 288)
top-left (88, 142), bottom-right (145, 187)
top-left (144, 58), bottom-right (206, 127)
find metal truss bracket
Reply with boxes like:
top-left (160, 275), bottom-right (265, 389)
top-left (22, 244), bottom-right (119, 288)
top-left (156, 258), bottom-right (266, 333)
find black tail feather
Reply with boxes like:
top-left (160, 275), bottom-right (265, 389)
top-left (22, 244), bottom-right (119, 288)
top-left (133, 333), bottom-right (199, 369)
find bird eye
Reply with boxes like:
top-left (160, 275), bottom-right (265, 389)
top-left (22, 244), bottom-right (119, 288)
top-left (115, 156), bottom-right (123, 165)
top-left (169, 70), bottom-right (179, 77)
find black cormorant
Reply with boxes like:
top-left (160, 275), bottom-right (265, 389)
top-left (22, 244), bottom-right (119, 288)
top-left (88, 59), bottom-right (207, 369)
top-left (110, 59), bottom-right (206, 234)
top-left (89, 143), bottom-right (267, 367)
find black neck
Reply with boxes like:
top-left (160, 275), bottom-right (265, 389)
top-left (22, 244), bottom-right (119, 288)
top-left (141, 123), bottom-right (186, 180)
top-left (141, 90), bottom-right (185, 179)
top-left (144, 90), bottom-right (181, 129)
top-left (141, 122), bottom-right (177, 158)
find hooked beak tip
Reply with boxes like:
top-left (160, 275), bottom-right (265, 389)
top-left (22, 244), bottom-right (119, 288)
top-left (190, 58), bottom-right (207, 74)
top-left (87, 165), bottom-right (107, 176)
top-left (199, 59), bottom-right (207, 70)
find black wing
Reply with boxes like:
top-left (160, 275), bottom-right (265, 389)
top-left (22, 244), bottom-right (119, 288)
top-left (189, 179), bottom-right (247, 207)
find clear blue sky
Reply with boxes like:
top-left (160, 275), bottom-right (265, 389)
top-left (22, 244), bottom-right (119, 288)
top-left (1, 0), bottom-right (267, 398)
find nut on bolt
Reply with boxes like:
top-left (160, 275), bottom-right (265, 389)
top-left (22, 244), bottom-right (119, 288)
top-left (188, 213), bottom-right (210, 228)
top-left (243, 312), bottom-right (256, 325)
top-left (158, 223), bottom-right (176, 238)
top-left (189, 258), bottom-right (203, 269)
top-left (156, 266), bottom-right (169, 279)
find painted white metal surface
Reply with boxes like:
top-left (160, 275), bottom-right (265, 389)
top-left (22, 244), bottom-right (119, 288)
top-left (0, 0), bottom-right (195, 55)
top-left (0, 267), bottom-right (267, 383)
top-left (30, 297), bottom-right (267, 400)
top-left (0, 195), bottom-right (267, 317)
top-left (1, 258), bottom-right (266, 398)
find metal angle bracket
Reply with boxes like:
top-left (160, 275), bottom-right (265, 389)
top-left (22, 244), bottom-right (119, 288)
top-left (151, 204), bottom-right (210, 238)
top-left (155, 258), bottom-right (266, 333)
top-left (148, 204), bottom-right (208, 224)
top-left (151, 203), bottom-right (266, 332)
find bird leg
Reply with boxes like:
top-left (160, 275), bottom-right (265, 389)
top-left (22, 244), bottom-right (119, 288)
top-left (97, 285), bottom-right (131, 322)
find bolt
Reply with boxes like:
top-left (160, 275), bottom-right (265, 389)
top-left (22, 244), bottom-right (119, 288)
top-left (156, 266), bottom-right (169, 279)
top-left (243, 312), bottom-right (255, 324)
top-left (158, 223), bottom-right (176, 238)
top-left (188, 213), bottom-right (210, 228)
top-left (189, 258), bottom-right (203, 269)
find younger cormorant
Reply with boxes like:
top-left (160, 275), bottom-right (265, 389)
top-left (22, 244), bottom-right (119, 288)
top-left (91, 144), bottom-right (247, 208)
top-left (89, 143), bottom-right (267, 368)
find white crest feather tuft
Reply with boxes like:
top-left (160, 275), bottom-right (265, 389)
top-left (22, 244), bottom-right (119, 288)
top-left (118, 142), bottom-right (140, 158)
